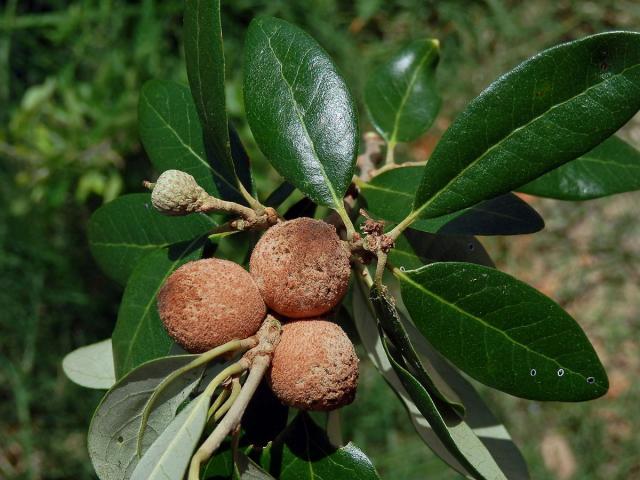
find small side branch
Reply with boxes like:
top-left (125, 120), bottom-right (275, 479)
top-left (188, 356), bottom-right (270, 480)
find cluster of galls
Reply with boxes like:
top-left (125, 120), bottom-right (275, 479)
top-left (157, 217), bottom-right (358, 411)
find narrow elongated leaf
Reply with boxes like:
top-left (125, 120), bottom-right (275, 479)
top-left (244, 17), bottom-right (358, 208)
top-left (130, 392), bottom-right (210, 480)
top-left (398, 262), bottom-right (608, 401)
top-left (413, 32), bottom-right (640, 220)
top-left (365, 39), bottom-right (441, 143)
top-left (261, 413), bottom-right (379, 480)
top-left (369, 286), bottom-right (464, 416)
top-left (352, 281), bottom-right (512, 479)
top-left (112, 238), bottom-right (205, 379)
top-left (184, 0), bottom-right (237, 189)
top-left (389, 230), bottom-right (494, 271)
top-left (88, 355), bottom-right (204, 480)
top-left (62, 339), bottom-right (116, 389)
top-left (360, 166), bottom-right (543, 235)
top-left (519, 135), bottom-right (640, 200)
top-left (381, 334), bottom-right (505, 480)
top-left (88, 194), bottom-right (215, 285)
top-left (400, 312), bottom-right (529, 479)
top-left (385, 278), bottom-right (529, 479)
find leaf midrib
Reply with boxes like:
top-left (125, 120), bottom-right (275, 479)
top-left (141, 93), bottom-right (240, 196)
top-left (396, 268), bottom-right (603, 387)
top-left (137, 395), bottom-right (206, 478)
top-left (389, 46), bottom-right (436, 144)
top-left (413, 62), bottom-right (640, 218)
top-left (259, 22), bottom-right (343, 209)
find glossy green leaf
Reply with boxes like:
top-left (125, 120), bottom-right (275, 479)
top-left (88, 193), bottom-right (215, 285)
top-left (112, 238), bottom-right (205, 379)
top-left (398, 308), bottom-right (530, 479)
top-left (131, 391), bottom-right (210, 480)
top-left (62, 339), bottom-right (116, 390)
top-left (368, 286), bottom-right (464, 416)
top-left (413, 32), bottom-right (640, 220)
top-left (381, 334), bottom-right (505, 480)
top-left (398, 262), bottom-right (608, 401)
top-left (88, 355), bottom-right (204, 480)
top-left (365, 39), bottom-right (441, 143)
top-left (184, 0), bottom-right (238, 192)
top-left (389, 230), bottom-right (494, 271)
top-left (261, 413), bottom-right (379, 480)
top-left (519, 135), bottom-right (640, 200)
top-left (139, 79), bottom-right (252, 203)
top-left (385, 277), bottom-right (529, 479)
top-left (352, 280), bottom-right (514, 479)
top-left (244, 16), bottom-right (358, 208)
top-left (360, 166), bottom-right (543, 235)
top-left (139, 79), bottom-right (219, 196)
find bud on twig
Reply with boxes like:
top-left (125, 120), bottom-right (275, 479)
top-left (143, 169), bottom-right (280, 231)
top-left (146, 170), bottom-right (209, 216)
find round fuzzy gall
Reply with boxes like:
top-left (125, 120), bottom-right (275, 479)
top-left (249, 218), bottom-right (351, 318)
top-left (268, 319), bottom-right (358, 411)
top-left (157, 258), bottom-right (266, 353)
top-left (151, 170), bottom-right (208, 215)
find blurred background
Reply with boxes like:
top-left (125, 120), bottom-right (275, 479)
top-left (1, 0), bottom-right (640, 478)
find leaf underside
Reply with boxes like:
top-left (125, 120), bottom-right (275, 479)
top-left (519, 135), bottom-right (640, 200)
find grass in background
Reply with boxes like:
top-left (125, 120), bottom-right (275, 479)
top-left (1, 1), bottom-right (640, 478)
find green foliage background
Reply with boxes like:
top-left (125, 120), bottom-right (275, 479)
top-left (1, 0), bottom-right (640, 478)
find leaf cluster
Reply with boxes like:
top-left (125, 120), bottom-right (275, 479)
top-left (63, 2), bottom-right (640, 479)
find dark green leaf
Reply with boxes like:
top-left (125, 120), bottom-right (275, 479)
top-left (360, 166), bottom-right (544, 235)
top-left (351, 280), bottom-right (511, 479)
top-left (139, 79), bottom-right (219, 196)
top-left (130, 391), bottom-right (210, 480)
top-left (397, 309), bottom-right (530, 479)
top-left (184, 0), bottom-right (238, 192)
top-left (368, 286), bottom-right (464, 416)
top-left (262, 413), bottom-right (379, 480)
top-left (413, 32), bottom-right (640, 220)
top-left (88, 355), bottom-right (204, 480)
top-left (398, 262), bottom-right (608, 401)
top-left (112, 238), bottom-right (205, 379)
top-left (88, 193), bottom-right (215, 285)
top-left (244, 16), bottom-right (358, 208)
top-left (389, 230), bottom-right (494, 271)
top-left (385, 276), bottom-right (529, 478)
top-left (519, 135), bottom-right (640, 200)
top-left (381, 334), bottom-right (505, 480)
top-left (365, 39), bottom-right (441, 143)
top-left (62, 339), bottom-right (115, 390)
